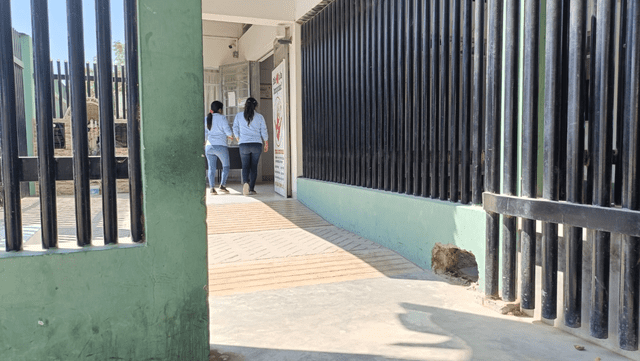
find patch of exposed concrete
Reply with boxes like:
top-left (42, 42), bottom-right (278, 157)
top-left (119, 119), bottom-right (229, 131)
top-left (431, 242), bottom-right (479, 283)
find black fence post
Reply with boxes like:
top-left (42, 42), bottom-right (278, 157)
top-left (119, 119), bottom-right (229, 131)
top-left (619, 0), bottom-right (640, 350)
top-left (472, 0), bottom-right (485, 204)
top-left (450, 0), bottom-right (461, 204)
top-left (460, 0), bottom-right (472, 204)
top-left (541, 0), bottom-right (562, 321)
top-left (590, 0), bottom-right (615, 339)
top-left (502, 0), bottom-right (519, 303)
top-left (485, 0), bottom-right (503, 298)
top-left (564, 0), bottom-right (587, 329)
top-left (521, 0), bottom-right (540, 312)
top-left (439, 0), bottom-right (449, 201)
top-left (67, 0), bottom-right (92, 246)
top-left (430, 0), bottom-right (440, 199)
top-left (31, 0), bottom-right (59, 249)
top-left (96, 0), bottom-right (118, 244)
top-left (0, 0), bottom-right (24, 252)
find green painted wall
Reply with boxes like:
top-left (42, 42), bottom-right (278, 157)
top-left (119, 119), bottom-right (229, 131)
top-left (0, 0), bottom-right (208, 360)
top-left (297, 178), bottom-right (487, 288)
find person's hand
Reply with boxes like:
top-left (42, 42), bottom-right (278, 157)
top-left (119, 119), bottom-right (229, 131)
top-left (264, 141), bottom-right (269, 153)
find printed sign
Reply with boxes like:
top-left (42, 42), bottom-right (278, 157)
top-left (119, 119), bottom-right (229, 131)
top-left (272, 60), bottom-right (290, 197)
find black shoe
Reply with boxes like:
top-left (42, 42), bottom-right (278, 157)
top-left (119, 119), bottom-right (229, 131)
top-left (249, 190), bottom-right (257, 195)
top-left (210, 188), bottom-right (218, 195)
top-left (219, 185), bottom-right (230, 194)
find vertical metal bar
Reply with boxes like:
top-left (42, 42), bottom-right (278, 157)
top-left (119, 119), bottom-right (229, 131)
top-left (121, 65), bottom-right (126, 120)
top-left (590, 0), bottom-right (615, 339)
top-left (96, 0), bottom-right (117, 244)
top-left (50, 61), bottom-right (56, 116)
top-left (114, 65), bottom-right (120, 119)
top-left (31, 0), bottom-right (59, 249)
top-left (541, 0), bottom-right (562, 320)
top-left (93, 63), bottom-right (98, 98)
top-left (396, 0), bottom-right (405, 193)
top-left (431, 0), bottom-right (440, 198)
top-left (502, 0), bottom-right (519, 303)
top-left (522, 7), bottom-right (541, 303)
top-left (564, 0), bottom-right (586, 329)
top-left (68, 0), bottom-right (92, 246)
top-left (585, 13), bottom-right (596, 205)
top-left (472, 0), bottom-right (485, 204)
top-left (376, 0), bottom-right (383, 189)
top-left (0, 0), bottom-right (23, 251)
top-left (460, 0), bottom-right (472, 204)
top-left (404, 0), bottom-right (413, 194)
top-left (353, 0), bottom-right (360, 186)
top-left (371, 0), bottom-right (379, 189)
top-left (390, 0), bottom-right (397, 191)
top-left (86, 62), bottom-right (91, 97)
top-left (422, 0), bottom-right (431, 197)
top-left (411, 0), bottom-right (420, 195)
top-left (326, 3), bottom-right (338, 182)
top-left (484, 0), bottom-right (503, 298)
top-left (450, 0), bottom-right (461, 202)
top-left (321, 9), bottom-right (327, 182)
top-left (614, 0), bottom-right (627, 206)
top-left (64, 61), bottom-right (70, 114)
top-left (619, 0), bottom-right (640, 350)
top-left (313, 15), bottom-right (319, 181)
top-left (557, 0), bottom-right (570, 202)
top-left (348, 1), bottom-right (354, 185)
top-left (339, 2), bottom-right (345, 184)
top-left (57, 61), bottom-right (64, 118)
top-left (383, 0), bottom-right (391, 191)
top-left (365, 0), bottom-right (372, 188)
top-left (440, 0), bottom-right (450, 201)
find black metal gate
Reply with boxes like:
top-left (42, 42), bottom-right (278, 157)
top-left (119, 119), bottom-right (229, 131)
top-left (482, 0), bottom-right (640, 351)
top-left (0, 0), bottom-right (143, 250)
top-left (302, 0), bottom-right (640, 352)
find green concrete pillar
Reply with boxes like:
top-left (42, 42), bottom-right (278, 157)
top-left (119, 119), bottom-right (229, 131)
top-left (0, 1), bottom-right (209, 359)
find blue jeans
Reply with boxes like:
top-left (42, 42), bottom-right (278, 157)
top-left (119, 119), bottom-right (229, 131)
top-left (239, 143), bottom-right (262, 191)
top-left (205, 144), bottom-right (230, 187)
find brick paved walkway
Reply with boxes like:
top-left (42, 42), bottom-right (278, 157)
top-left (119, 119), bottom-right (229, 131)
top-left (207, 184), bottom-right (422, 296)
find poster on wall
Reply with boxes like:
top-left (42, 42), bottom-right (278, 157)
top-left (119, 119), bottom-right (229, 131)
top-left (272, 60), bottom-right (290, 197)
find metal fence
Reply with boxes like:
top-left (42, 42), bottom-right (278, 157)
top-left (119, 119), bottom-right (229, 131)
top-left (301, 0), bottom-right (483, 203)
top-left (0, 0), bottom-right (143, 250)
top-left (302, 0), bottom-right (640, 352)
top-left (50, 60), bottom-right (128, 120)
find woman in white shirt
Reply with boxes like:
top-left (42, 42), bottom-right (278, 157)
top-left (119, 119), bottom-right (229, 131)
top-left (232, 97), bottom-right (268, 196)
top-left (205, 101), bottom-right (233, 195)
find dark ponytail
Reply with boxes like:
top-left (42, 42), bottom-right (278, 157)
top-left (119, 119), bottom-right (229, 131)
top-left (244, 97), bottom-right (258, 125)
top-left (207, 101), bottom-right (224, 130)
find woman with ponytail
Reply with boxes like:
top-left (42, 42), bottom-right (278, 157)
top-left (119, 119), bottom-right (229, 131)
top-left (232, 97), bottom-right (268, 196)
top-left (205, 101), bottom-right (233, 195)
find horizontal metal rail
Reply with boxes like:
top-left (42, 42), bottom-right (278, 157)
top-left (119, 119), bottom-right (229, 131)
top-left (483, 192), bottom-right (640, 238)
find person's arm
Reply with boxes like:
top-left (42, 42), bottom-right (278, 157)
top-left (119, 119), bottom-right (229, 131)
top-left (204, 117), bottom-right (209, 146)
top-left (221, 116), bottom-right (233, 140)
top-left (260, 115), bottom-right (269, 152)
top-left (232, 115), bottom-right (240, 142)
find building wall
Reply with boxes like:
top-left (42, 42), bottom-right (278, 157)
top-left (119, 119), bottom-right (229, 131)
top-left (297, 178), bottom-right (487, 282)
top-left (0, 0), bottom-right (210, 359)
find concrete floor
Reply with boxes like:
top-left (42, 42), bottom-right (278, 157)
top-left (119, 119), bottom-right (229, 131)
top-left (208, 183), bottom-right (631, 361)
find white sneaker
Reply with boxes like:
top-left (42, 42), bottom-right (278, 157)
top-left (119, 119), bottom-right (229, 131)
top-left (243, 183), bottom-right (249, 196)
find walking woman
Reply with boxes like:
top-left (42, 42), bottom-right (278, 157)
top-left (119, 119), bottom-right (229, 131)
top-left (205, 101), bottom-right (233, 195)
top-left (233, 97), bottom-right (268, 196)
